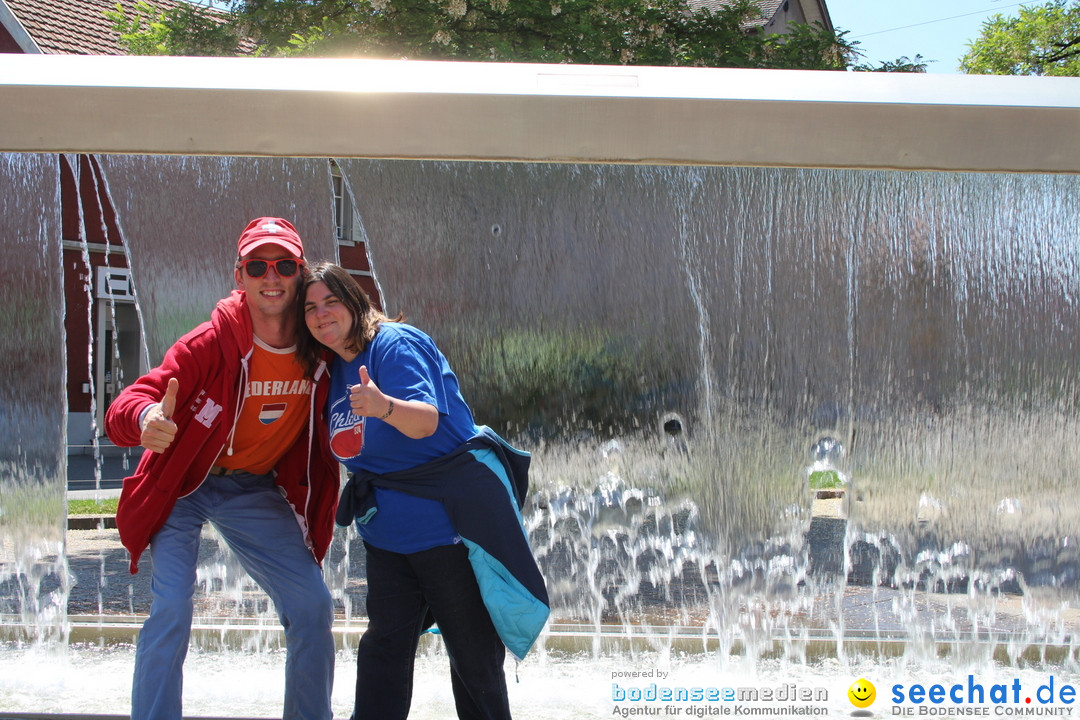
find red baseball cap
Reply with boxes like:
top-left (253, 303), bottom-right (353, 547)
top-left (236, 217), bottom-right (304, 258)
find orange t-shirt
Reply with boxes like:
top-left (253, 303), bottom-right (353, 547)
top-left (215, 337), bottom-right (311, 475)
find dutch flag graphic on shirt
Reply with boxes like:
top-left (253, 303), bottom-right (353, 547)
top-left (259, 403), bottom-right (287, 425)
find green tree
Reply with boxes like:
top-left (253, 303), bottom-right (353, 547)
top-left (960, 0), bottom-right (1080, 76)
top-left (105, 1), bottom-right (242, 55)
top-left (107, 0), bottom-right (871, 70)
top-left (852, 54), bottom-right (928, 73)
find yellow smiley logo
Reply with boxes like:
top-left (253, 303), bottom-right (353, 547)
top-left (848, 678), bottom-right (876, 708)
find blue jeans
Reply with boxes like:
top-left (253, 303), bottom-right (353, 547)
top-left (131, 472), bottom-right (335, 720)
top-left (355, 542), bottom-right (511, 720)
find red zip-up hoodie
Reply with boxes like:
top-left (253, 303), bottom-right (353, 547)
top-left (104, 291), bottom-right (339, 574)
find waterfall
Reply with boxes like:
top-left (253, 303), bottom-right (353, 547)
top-left (0, 153), bottom-right (68, 644)
top-left (1, 152), bottom-right (1078, 716)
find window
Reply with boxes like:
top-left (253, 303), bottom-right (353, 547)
top-left (94, 267), bottom-right (144, 437)
top-left (331, 160), bottom-right (355, 245)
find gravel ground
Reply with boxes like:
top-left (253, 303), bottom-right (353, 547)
top-left (66, 526), bottom-right (152, 616)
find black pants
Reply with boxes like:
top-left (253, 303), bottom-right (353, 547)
top-left (355, 541), bottom-right (511, 720)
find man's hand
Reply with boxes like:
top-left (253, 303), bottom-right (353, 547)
top-left (140, 377), bottom-right (179, 453)
top-left (349, 366), bottom-right (392, 418)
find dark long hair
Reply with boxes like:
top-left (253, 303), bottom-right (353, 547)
top-left (297, 261), bottom-right (402, 376)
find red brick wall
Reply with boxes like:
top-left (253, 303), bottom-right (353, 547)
top-left (0, 24), bottom-right (27, 53)
top-left (338, 239), bottom-right (382, 310)
top-left (63, 155), bottom-right (129, 415)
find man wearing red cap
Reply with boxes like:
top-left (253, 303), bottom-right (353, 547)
top-left (105, 217), bottom-right (339, 720)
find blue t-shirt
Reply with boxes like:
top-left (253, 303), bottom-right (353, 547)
top-left (328, 322), bottom-right (478, 554)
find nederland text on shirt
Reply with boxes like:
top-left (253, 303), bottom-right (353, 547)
top-left (246, 379), bottom-right (312, 396)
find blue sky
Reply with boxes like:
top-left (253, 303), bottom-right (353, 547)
top-left (825, 1), bottom-right (1032, 73)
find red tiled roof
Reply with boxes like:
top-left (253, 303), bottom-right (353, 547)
top-left (3, 0), bottom-right (216, 55)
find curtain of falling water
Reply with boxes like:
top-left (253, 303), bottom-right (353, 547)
top-left (92, 155), bottom-right (340, 627)
top-left (0, 154), bottom-right (68, 642)
top-left (338, 160), bottom-right (1080, 654)
top-left (95, 156), bottom-right (340, 363)
top-left (335, 160), bottom-right (817, 653)
top-left (843, 172), bottom-right (1080, 612)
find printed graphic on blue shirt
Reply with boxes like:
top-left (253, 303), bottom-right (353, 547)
top-left (329, 395), bottom-right (364, 461)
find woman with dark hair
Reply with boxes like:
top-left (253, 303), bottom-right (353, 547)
top-left (299, 262), bottom-right (548, 720)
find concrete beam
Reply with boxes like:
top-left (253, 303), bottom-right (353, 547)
top-left (1, 54), bottom-right (1079, 172)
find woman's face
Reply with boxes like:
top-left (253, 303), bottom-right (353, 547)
top-left (304, 280), bottom-right (356, 359)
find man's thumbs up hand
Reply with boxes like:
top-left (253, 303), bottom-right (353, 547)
top-left (140, 378), bottom-right (180, 454)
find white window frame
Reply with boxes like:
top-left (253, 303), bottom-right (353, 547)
top-left (331, 161), bottom-right (355, 246)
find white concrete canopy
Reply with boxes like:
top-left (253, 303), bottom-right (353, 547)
top-left (1, 53), bottom-right (1079, 172)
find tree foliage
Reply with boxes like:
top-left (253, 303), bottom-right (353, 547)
top-left (106, 0), bottom-right (880, 70)
top-left (257, 0), bottom-right (855, 68)
top-left (105, 1), bottom-right (242, 55)
top-left (960, 0), bottom-right (1080, 76)
top-left (852, 54), bottom-right (928, 73)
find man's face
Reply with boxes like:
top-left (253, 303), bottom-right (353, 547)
top-left (234, 244), bottom-right (302, 321)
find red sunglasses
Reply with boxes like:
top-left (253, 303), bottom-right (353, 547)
top-left (238, 258), bottom-right (303, 278)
